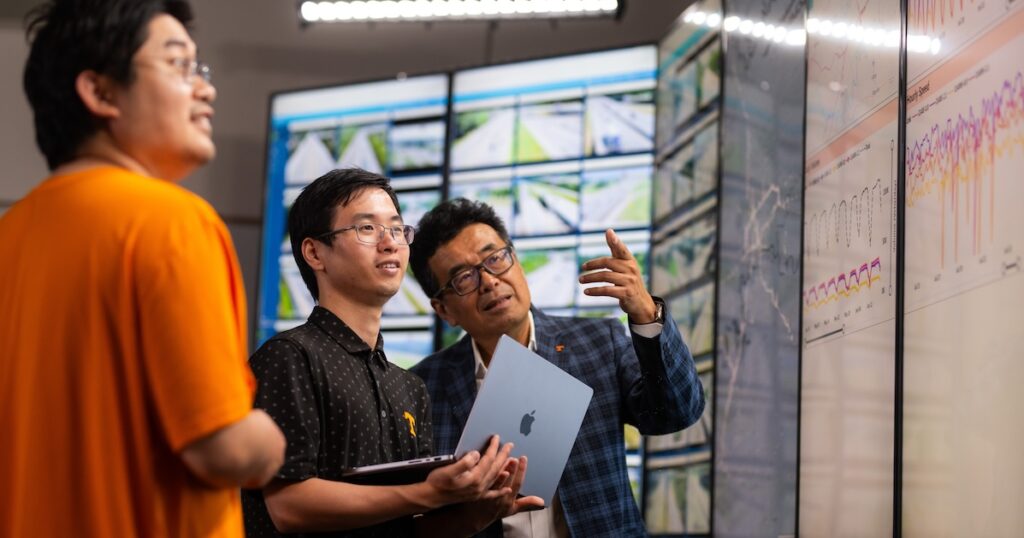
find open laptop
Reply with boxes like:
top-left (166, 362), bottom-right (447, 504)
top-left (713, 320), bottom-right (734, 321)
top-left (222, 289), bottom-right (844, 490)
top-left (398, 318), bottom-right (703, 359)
top-left (342, 335), bottom-right (594, 504)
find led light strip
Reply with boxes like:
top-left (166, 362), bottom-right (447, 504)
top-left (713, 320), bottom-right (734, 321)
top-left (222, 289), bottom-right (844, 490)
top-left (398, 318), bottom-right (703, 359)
top-left (684, 10), bottom-right (942, 54)
top-left (299, 0), bottom-right (619, 23)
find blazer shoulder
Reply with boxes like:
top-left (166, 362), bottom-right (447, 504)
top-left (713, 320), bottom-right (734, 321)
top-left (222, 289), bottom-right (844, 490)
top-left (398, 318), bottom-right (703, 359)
top-left (409, 342), bottom-right (465, 380)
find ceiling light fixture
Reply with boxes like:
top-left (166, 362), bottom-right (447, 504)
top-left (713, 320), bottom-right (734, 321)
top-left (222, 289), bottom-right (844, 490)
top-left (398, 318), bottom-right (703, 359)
top-left (298, 0), bottom-right (622, 23)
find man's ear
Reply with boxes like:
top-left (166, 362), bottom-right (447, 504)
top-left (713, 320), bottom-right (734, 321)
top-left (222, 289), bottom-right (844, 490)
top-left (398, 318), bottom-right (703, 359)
top-left (430, 296), bottom-right (458, 328)
top-left (301, 237), bottom-right (326, 272)
top-left (75, 70), bottom-right (121, 120)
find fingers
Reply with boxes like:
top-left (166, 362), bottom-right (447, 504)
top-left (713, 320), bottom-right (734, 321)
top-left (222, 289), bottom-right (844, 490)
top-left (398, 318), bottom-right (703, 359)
top-left (508, 456), bottom-right (527, 495)
top-left (498, 458), bottom-right (519, 490)
top-left (583, 285), bottom-right (633, 299)
top-left (605, 229), bottom-right (636, 261)
top-left (444, 449), bottom-right (481, 478)
top-left (454, 436), bottom-right (511, 495)
top-left (578, 269), bottom-right (634, 287)
top-left (481, 441), bottom-right (514, 489)
top-left (579, 256), bottom-right (636, 275)
top-left (514, 496), bottom-right (547, 512)
top-left (454, 435), bottom-right (499, 486)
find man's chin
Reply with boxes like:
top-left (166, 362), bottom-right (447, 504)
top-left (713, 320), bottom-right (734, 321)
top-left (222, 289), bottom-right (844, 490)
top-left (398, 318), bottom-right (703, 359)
top-left (482, 306), bottom-right (529, 330)
top-left (195, 143), bottom-right (216, 164)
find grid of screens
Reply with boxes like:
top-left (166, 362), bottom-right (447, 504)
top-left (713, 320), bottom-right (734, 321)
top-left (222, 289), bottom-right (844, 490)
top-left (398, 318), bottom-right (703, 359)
top-left (258, 75), bottom-right (448, 354)
top-left (449, 46), bottom-right (657, 318)
top-left (902, 2), bottom-right (1024, 535)
top-left (644, 2), bottom-right (721, 534)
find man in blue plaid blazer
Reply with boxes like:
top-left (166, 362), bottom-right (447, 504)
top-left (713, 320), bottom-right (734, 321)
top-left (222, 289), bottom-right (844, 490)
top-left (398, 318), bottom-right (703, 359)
top-left (408, 199), bottom-right (705, 537)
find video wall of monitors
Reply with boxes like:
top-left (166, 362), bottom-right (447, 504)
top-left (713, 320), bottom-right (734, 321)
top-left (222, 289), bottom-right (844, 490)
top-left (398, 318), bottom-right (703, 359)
top-left (258, 75), bottom-right (448, 357)
top-left (645, 1), bottom-right (721, 535)
top-left (449, 46), bottom-right (657, 318)
top-left (259, 46), bottom-right (660, 369)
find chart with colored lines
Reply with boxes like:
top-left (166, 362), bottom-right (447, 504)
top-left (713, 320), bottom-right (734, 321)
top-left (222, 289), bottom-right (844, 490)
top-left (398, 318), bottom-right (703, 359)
top-left (907, 0), bottom-right (1022, 81)
top-left (804, 256), bottom-right (884, 308)
top-left (803, 120), bottom-right (898, 344)
top-left (805, 0), bottom-right (901, 152)
top-left (904, 7), bottom-right (1024, 311)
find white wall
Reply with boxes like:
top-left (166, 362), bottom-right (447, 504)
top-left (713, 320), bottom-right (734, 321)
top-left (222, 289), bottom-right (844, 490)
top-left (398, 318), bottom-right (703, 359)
top-left (0, 22), bottom-right (48, 204)
top-left (0, 1), bottom-right (687, 342)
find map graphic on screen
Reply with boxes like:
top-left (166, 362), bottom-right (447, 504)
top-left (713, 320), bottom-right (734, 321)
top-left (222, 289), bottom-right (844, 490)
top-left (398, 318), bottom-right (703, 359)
top-left (514, 174), bottom-right (580, 236)
top-left (579, 164), bottom-right (652, 231)
top-left (389, 120), bottom-right (445, 172)
top-left (645, 459), bottom-right (711, 534)
top-left (651, 210), bottom-right (717, 297)
top-left (337, 122), bottom-right (388, 174)
top-left (452, 107), bottom-right (515, 170)
top-left (585, 90), bottom-right (655, 157)
top-left (515, 99), bottom-right (584, 163)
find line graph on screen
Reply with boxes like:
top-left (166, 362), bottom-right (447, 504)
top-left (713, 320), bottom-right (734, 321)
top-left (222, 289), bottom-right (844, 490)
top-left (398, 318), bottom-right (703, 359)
top-left (803, 126), bottom-right (897, 343)
top-left (905, 12), bottom-right (1024, 310)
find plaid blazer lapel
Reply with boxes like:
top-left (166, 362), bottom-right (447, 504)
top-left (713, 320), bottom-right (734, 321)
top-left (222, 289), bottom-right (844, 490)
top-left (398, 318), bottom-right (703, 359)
top-left (442, 335), bottom-right (477, 431)
top-left (531, 307), bottom-right (572, 371)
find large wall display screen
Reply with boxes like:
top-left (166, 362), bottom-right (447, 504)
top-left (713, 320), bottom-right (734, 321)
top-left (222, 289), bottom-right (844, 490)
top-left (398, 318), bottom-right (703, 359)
top-left (799, 0), bottom-right (900, 534)
top-left (902, 2), bottom-right (1024, 535)
top-left (646, 2), bottom-right (721, 534)
top-left (449, 46), bottom-right (656, 319)
top-left (258, 75), bottom-right (448, 358)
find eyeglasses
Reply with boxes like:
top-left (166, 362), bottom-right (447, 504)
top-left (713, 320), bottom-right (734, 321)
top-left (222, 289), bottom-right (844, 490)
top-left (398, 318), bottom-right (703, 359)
top-left (317, 223), bottom-right (415, 246)
top-left (167, 57), bottom-right (212, 84)
top-left (434, 245), bottom-right (516, 298)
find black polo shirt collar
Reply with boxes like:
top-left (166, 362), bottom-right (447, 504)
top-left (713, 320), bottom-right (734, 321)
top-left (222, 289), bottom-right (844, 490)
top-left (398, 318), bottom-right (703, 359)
top-left (309, 305), bottom-right (388, 369)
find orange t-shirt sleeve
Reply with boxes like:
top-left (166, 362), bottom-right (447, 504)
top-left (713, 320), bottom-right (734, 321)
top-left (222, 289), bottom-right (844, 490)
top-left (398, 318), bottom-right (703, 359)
top-left (134, 198), bottom-right (255, 453)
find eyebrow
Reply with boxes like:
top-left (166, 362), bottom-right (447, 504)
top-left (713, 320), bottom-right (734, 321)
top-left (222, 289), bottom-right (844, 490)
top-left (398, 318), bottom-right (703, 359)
top-left (351, 212), bottom-right (403, 223)
top-left (163, 39), bottom-right (193, 53)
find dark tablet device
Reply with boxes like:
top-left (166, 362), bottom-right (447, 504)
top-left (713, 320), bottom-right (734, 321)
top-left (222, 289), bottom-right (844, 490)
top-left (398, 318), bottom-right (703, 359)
top-left (341, 455), bottom-right (455, 486)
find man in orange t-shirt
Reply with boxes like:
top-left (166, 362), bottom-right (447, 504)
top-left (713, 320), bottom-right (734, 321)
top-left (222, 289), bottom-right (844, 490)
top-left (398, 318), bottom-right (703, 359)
top-left (0, 1), bottom-right (285, 536)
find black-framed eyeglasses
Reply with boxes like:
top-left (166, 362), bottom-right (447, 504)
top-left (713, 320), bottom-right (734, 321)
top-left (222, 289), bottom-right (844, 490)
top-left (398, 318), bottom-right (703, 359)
top-left (433, 245), bottom-right (516, 298)
top-left (318, 223), bottom-right (415, 246)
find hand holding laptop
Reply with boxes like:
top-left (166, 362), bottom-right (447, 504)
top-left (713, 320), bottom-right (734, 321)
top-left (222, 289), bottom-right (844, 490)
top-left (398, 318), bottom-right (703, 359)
top-left (420, 435), bottom-right (515, 508)
top-left (430, 455), bottom-right (546, 536)
top-left (483, 456), bottom-right (546, 517)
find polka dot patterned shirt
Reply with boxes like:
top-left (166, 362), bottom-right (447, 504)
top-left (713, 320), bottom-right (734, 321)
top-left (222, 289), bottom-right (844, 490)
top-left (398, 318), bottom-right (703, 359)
top-left (242, 306), bottom-right (432, 537)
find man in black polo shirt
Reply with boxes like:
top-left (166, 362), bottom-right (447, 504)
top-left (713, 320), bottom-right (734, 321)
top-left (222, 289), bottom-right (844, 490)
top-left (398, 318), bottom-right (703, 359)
top-left (243, 169), bottom-right (542, 537)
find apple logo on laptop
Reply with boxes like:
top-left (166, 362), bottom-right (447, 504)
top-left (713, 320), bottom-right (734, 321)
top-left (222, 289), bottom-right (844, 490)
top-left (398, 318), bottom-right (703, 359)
top-left (520, 410), bottom-right (536, 436)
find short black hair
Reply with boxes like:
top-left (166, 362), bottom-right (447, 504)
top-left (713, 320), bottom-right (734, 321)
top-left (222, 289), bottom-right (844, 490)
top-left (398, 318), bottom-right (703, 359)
top-left (23, 0), bottom-right (194, 170)
top-left (410, 197), bottom-right (512, 298)
top-left (288, 168), bottom-right (401, 301)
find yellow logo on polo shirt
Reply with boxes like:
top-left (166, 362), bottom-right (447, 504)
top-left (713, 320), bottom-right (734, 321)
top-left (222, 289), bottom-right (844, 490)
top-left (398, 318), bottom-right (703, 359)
top-left (403, 411), bottom-right (416, 437)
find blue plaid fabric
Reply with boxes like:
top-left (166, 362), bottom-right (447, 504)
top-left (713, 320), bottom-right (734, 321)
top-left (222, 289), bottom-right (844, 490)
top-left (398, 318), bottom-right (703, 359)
top-left (411, 306), bottom-right (704, 537)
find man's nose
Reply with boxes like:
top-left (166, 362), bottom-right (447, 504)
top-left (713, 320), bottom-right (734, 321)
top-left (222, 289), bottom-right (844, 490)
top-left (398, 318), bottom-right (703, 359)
top-left (377, 229), bottom-right (399, 252)
top-left (478, 267), bottom-right (502, 293)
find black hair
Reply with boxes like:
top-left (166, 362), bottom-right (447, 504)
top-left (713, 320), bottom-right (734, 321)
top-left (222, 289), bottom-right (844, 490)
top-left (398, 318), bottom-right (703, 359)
top-left (23, 0), bottom-right (194, 170)
top-left (288, 168), bottom-right (401, 301)
top-left (409, 197), bottom-right (512, 298)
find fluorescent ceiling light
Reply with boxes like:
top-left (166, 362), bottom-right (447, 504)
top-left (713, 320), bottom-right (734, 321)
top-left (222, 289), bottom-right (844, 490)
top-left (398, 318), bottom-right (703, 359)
top-left (298, 0), bottom-right (620, 22)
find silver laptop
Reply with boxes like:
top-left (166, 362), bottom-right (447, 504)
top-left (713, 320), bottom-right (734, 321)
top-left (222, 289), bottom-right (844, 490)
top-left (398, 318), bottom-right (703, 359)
top-left (343, 335), bottom-right (593, 504)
